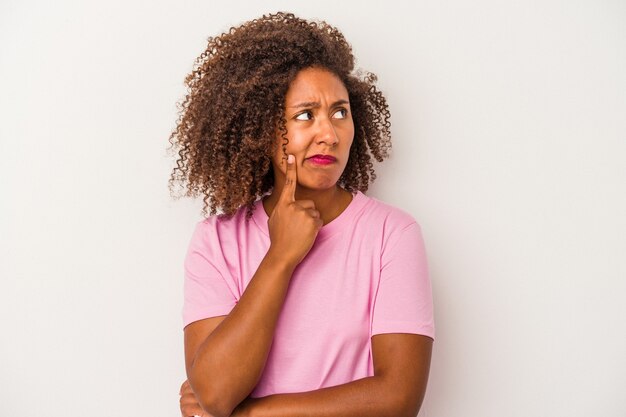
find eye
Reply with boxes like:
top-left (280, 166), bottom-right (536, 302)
top-left (332, 108), bottom-right (348, 119)
top-left (295, 111), bottom-right (313, 121)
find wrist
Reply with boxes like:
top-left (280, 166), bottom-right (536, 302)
top-left (265, 248), bottom-right (298, 272)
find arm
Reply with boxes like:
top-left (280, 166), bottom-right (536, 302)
top-left (235, 333), bottom-right (433, 417)
top-left (185, 250), bottom-right (296, 417)
top-left (236, 220), bottom-right (435, 417)
top-left (186, 154), bottom-right (322, 417)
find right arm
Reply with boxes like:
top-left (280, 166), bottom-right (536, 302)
top-left (184, 154), bottom-right (322, 417)
top-left (184, 250), bottom-right (296, 417)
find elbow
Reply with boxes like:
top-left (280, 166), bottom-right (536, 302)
top-left (397, 392), bottom-right (426, 417)
top-left (402, 404), bottom-right (424, 417)
top-left (194, 390), bottom-right (234, 417)
top-left (187, 374), bottom-right (235, 417)
top-left (198, 398), bottom-right (231, 417)
top-left (391, 401), bottom-right (422, 417)
top-left (384, 387), bottom-right (425, 417)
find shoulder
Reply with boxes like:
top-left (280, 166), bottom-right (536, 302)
top-left (360, 193), bottom-right (421, 234)
top-left (357, 194), bottom-right (426, 261)
top-left (190, 203), bottom-right (257, 245)
top-left (199, 201), bottom-right (258, 229)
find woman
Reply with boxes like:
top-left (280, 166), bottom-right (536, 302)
top-left (169, 12), bottom-right (435, 417)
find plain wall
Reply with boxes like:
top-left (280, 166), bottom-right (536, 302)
top-left (1, 0), bottom-right (624, 416)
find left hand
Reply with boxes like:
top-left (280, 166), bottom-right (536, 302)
top-left (179, 379), bottom-right (259, 417)
top-left (179, 379), bottom-right (210, 417)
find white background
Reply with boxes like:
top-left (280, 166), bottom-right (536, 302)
top-left (1, 1), bottom-right (624, 416)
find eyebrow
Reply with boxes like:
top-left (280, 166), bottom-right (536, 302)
top-left (288, 99), bottom-right (350, 109)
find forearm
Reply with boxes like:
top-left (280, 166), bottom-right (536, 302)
top-left (245, 376), bottom-right (412, 417)
top-left (189, 249), bottom-right (295, 416)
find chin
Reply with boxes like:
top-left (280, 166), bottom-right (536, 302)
top-left (302, 180), bottom-right (338, 191)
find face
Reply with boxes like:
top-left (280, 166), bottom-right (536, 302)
top-left (270, 67), bottom-right (354, 191)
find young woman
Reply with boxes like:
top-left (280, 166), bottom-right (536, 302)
top-left (169, 12), bottom-right (435, 417)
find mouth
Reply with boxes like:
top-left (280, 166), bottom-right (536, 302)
top-left (306, 154), bottom-right (337, 165)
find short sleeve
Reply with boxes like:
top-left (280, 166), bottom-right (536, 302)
top-left (372, 222), bottom-right (435, 340)
top-left (182, 220), bottom-right (237, 329)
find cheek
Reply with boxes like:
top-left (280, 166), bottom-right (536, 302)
top-left (270, 136), bottom-right (302, 172)
top-left (341, 127), bottom-right (355, 152)
top-left (343, 121), bottom-right (355, 139)
top-left (274, 128), bottom-right (298, 152)
top-left (280, 132), bottom-right (309, 158)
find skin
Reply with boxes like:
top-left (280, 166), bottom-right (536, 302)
top-left (262, 66), bottom-right (355, 227)
top-left (181, 333), bottom-right (433, 417)
top-left (180, 67), bottom-right (433, 417)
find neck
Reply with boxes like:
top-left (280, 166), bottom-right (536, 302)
top-left (262, 185), bottom-right (352, 226)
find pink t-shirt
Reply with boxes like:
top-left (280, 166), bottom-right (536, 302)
top-left (182, 190), bottom-right (434, 398)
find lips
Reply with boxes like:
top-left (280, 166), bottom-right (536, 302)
top-left (307, 154), bottom-right (337, 162)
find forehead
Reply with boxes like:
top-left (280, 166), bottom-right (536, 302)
top-left (284, 67), bottom-right (349, 103)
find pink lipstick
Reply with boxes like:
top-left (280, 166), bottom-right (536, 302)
top-left (307, 154), bottom-right (337, 165)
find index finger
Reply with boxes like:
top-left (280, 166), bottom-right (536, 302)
top-left (279, 154), bottom-right (297, 204)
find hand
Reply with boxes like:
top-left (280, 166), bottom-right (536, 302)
top-left (179, 379), bottom-right (259, 417)
top-left (179, 379), bottom-right (210, 417)
top-left (267, 154), bottom-right (323, 267)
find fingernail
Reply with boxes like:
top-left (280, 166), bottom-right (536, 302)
top-left (288, 155), bottom-right (294, 164)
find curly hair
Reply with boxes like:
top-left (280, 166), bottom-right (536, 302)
top-left (167, 11), bottom-right (392, 219)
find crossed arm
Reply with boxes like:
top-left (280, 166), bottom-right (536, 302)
top-left (182, 250), bottom-right (433, 417)
top-left (181, 331), bottom-right (432, 417)
top-left (237, 332), bottom-right (432, 417)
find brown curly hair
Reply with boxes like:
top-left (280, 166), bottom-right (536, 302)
top-left (167, 11), bottom-right (392, 219)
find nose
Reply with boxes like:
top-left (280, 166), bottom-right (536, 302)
top-left (316, 117), bottom-right (339, 147)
